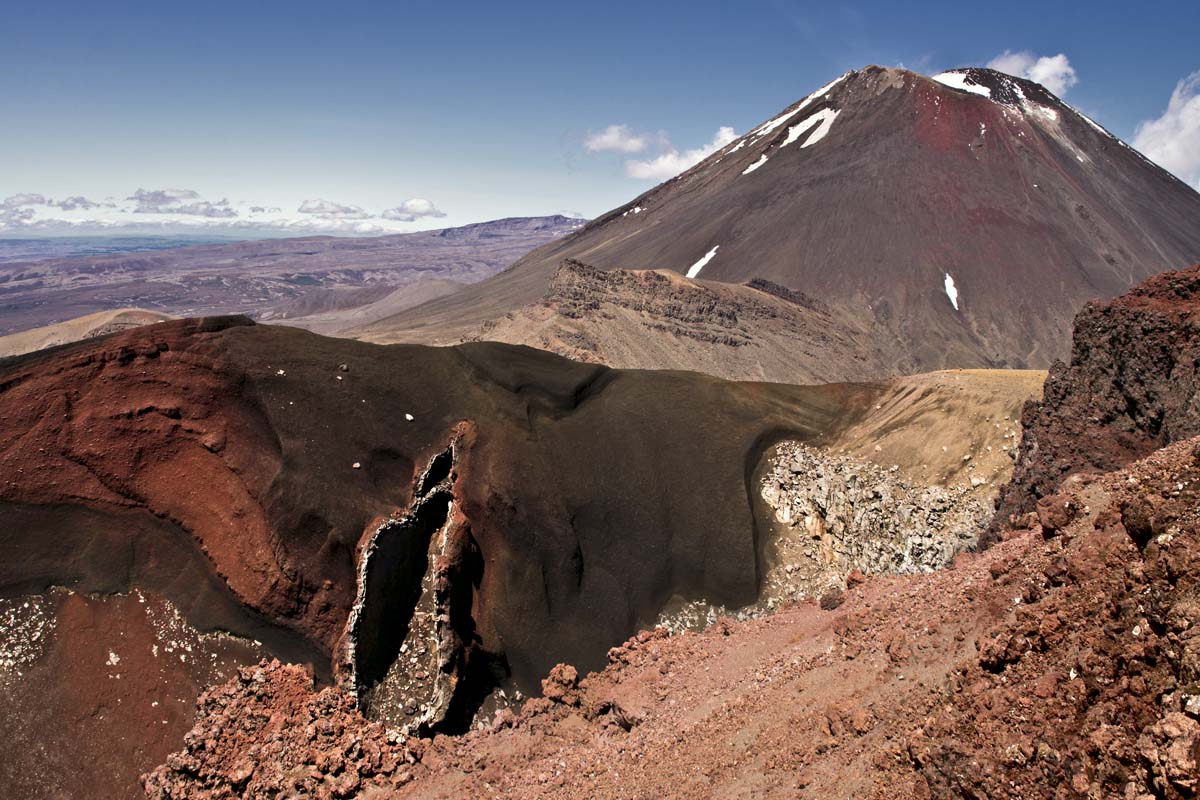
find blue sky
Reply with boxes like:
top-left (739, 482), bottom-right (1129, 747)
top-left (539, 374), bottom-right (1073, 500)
top-left (1, 0), bottom-right (1198, 236)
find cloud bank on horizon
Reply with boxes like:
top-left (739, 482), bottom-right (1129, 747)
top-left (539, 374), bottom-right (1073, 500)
top-left (0, 190), bottom-right (448, 235)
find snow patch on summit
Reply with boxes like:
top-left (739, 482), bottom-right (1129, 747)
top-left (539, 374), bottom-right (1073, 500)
top-left (933, 72), bottom-right (991, 98)
top-left (750, 72), bottom-right (850, 139)
top-left (783, 108), bottom-right (842, 148)
top-left (798, 108), bottom-right (841, 148)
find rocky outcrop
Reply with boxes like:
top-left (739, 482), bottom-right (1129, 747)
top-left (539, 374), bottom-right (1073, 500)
top-left (141, 660), bottom-right (423, 799)
top-left (915, 436), bottom-right (1200, 800)
top-left (337, 424), bottom-right (500, 736)
top-left (759, 442), bottom-right (989, 596)
top-left (993, 264), bottom-right (1200, 537)
top-left (467, 259), bottom-right (902, 383)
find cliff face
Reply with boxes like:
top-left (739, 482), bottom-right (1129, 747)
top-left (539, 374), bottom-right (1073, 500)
top-left (468, 260), bottom-right (904, 384)
top-left (993, 264), bottom-right (1200, 535)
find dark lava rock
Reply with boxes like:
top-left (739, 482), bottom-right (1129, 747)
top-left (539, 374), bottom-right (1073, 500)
top-left (991, 264), bottom-right (1200, 541)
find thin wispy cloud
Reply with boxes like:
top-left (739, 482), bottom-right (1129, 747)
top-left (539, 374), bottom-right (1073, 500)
top-left (52, 195), bottom-right (103, 211)
top-left (128, 188), bottom-right (201, 212)
top-left (1133, 70), bottom-right (1200, 190)
top-left (987, 50), bottom-right (1078, 95)
top-left (625, 127), bottom-right (738, 180)
top-left (297, 198), bottom-right (371, 220)
top-left (0, 188), bottom-right (452, 235)
top-left (584, 124), bottom-right (652, 154)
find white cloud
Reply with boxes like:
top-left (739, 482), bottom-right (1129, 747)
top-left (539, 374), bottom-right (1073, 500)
top-left (987, 50), bottom-right (1078, 96)
top-left (297, 198), bottom-right (370, 219)
top-left (0, 188), bottom-right (450, 235)
top-left (381, 198), bottom-right (447, 221)
top-left (125, 188), bottom-right (237, 217)
top-left (584, 124), bottom-right (651, 154)
top-left (51, 195), bottom-right (102, 211)
top-left (624, 126), bottom-right (738, 180)
top-left (0, 206), bottom-right (36, 229)
top-left (3, 193), bottom-right (47, 208)
top-left (1133, 71), bottom-right (1200, 190)
top-left (127, 188), bottom-right (200, 212)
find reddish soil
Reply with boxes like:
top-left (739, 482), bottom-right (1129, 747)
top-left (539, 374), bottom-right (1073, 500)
top-left (0, 589), bottom-right (265, 798)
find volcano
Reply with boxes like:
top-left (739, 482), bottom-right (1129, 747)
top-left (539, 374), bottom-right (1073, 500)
top-left (358, 66), bottom-right (1200, 378)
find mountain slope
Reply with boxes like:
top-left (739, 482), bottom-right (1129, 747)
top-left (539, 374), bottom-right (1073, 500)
top-left (361, 66), bottom-right (1200, 375)
top-left (0, 308), bottom-right (175, 357)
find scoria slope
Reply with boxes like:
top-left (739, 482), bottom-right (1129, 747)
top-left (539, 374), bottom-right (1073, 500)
top-left (0, 308), bottom-right (175, 357)
top-left (361, 66), bottom-right (1200, 378)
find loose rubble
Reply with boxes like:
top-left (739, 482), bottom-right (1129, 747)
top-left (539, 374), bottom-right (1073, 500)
top-left (758, 442), bottom-right (988, 595)
top-left (142, 660), bottom-right (422, 799)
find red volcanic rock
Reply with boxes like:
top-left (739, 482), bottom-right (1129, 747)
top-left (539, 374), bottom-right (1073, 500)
top-left (993, 264), bottom-right (1200, 538)
top-left (141, 660), bottom-right (420, 799)
top-left (540, 664), bottom-right (581, 707)
top-left (1035, 493), bottom-right (1076, 535)
top-left (0, 317), bottom-right (353, 651)
top-left (1140, 713), bottom-right (1200, 797)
